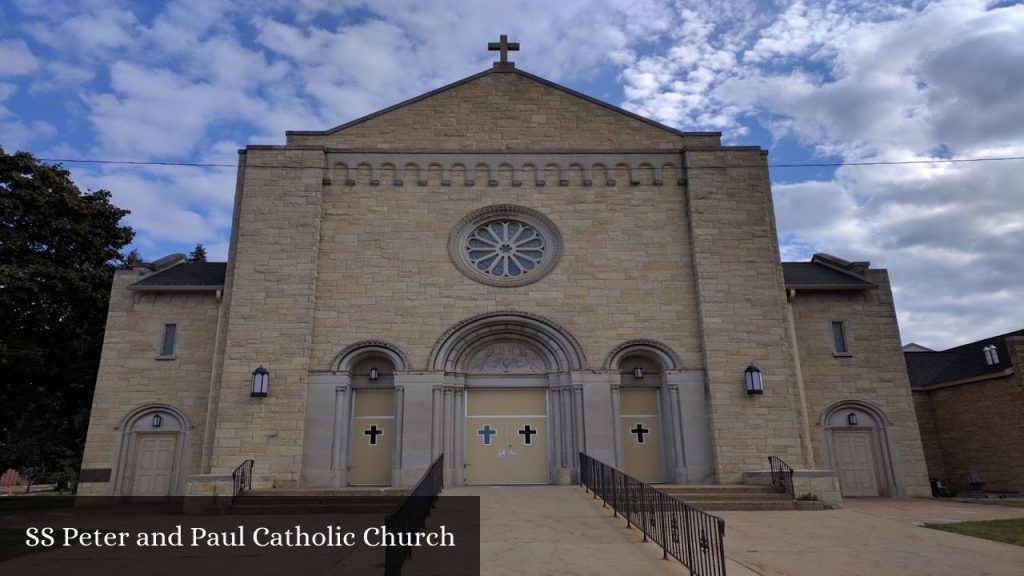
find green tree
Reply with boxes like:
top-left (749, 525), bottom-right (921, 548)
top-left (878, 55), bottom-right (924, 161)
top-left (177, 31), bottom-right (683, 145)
top-left (187, 243), bottom-right (207, 263)
top-left (0, 148), bottom-right (134, 489)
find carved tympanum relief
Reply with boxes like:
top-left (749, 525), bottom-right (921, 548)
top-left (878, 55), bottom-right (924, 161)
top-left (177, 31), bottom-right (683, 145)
top-left (467, 342), bottom-right (546, 373)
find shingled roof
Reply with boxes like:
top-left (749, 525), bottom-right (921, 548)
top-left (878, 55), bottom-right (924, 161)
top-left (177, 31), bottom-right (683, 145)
top-left (904, 329), bottom-right (1024, 389)
top-left (130, 262), bottom-right (227, 290)
top-left (781, 253), bottom-right (876, 290)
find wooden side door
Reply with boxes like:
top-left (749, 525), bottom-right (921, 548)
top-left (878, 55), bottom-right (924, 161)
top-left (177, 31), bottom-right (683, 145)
top-left (129, 433), bottom-right (177, 496)
top-left (833, 429), bottom-right (881, 497)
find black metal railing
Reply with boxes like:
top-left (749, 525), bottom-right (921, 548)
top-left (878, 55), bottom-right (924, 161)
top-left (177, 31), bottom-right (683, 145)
top-left (384, 454), bottom-right (444, 576)
top-left (579, 453), bottom-right (726, 576)
top-left (768, 456), bottom-right (794, 499)
top-left (231, 459), bottom-right (254, 496)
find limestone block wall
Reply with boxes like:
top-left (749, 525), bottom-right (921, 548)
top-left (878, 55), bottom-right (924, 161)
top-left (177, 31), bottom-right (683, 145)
top-left (286, 70), bottom-right (719, 151)
top-left (309, 167), bottom-right (703, 375)
top-left (914, 373), bottom-right (1024, 492)
top-left (206, 148), bottom-right (325, 485)
top-left (790, 271), bottom-right (930, 496)
top-left (79, 270), bottom-right (219, 495)
top-left (684, 148), bottom-right (805, 481)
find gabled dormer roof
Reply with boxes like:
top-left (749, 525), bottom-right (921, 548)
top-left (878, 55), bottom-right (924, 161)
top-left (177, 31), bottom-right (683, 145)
top-left (782, 253), bottom-right (876, 291)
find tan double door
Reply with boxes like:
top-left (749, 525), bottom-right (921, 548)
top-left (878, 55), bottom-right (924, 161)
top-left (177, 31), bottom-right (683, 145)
top-left (466, 389), bottom-right (548, 485)
top-left (349, 389), bottom-right (395, 485)
top-left (128, 433), bottom-right (177, 496)
top-left (833, 429), bottom-right (881, 497)
top-left (620, 388), bottom-right (664, 483)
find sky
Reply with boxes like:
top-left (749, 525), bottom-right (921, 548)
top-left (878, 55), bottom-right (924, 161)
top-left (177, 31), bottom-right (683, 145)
top-left (1, 0), bottom-right (1022, 350)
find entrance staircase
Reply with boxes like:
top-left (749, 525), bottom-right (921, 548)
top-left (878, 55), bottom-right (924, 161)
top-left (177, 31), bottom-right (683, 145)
top-left (231, 487), bottom-right (410, 515)
top-left (658, 484), bottom-right (812, 511)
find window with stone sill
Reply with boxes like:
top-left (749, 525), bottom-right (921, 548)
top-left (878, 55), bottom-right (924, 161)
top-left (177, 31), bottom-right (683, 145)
top-left (157, 323), bottom-right (177, 360)
top-left (832, 321), bottom-right (851, 357)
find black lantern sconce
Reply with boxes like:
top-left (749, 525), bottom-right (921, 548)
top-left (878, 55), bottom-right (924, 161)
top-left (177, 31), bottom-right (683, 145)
top-left (251, 365), bottom-right (269, 398)
top-left (369, 367), bottom-right (380, 381)
top-left (633, 366), bottom-right (644, 380)
top-left (152, 414), bottom-right (162, 428)
top-left (847, 411), bottom-right (858, 426)
top-left (744, 363), bottom-right (764, 395)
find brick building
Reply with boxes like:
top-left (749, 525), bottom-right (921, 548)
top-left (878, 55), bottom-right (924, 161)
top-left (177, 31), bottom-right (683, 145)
top-left (77, 43), bottom-right (930, 503)
top-left (906, 330), bottom-right (1024, 493)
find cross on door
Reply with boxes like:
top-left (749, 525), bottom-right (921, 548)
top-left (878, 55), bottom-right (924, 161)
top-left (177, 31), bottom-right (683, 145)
top-left (630, 423), bottom-right (650, 444)
top-left (364, 424), bottom-right (383, 445)
top-left (477, 424), bottom-right (497, 445)
top-left (518, 425), bottom-right (538, 445)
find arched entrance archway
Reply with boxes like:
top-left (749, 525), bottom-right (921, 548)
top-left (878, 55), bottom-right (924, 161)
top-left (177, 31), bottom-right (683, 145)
top-left (606, 340), bottom-right (683, 483)
top-left (300, 341), bottom-right (408, 488)
top-left (115, 404), bottom-right (188, 496)
top-left (822, 400), bottom-right (897, 497)
top-left (430, 312), bottom-right (585, 485)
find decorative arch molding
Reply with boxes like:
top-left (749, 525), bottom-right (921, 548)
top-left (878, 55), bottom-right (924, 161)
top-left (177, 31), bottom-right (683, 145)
top-left (117, 402), bottom-right (189, 431)
top-left (332, 340), bottom-right (410, 373)
top-left (429, 310), bottom-right (586, 373)
top-left (605, 339), bottom-right (682, 371)
top-left (820, 398), bottom-right (893, 427)
top-left (323, 151), bottom-right (685, 187)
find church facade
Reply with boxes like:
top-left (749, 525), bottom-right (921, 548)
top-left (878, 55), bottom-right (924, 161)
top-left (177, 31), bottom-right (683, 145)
top-left (77, 48), bottom-right (930, 502)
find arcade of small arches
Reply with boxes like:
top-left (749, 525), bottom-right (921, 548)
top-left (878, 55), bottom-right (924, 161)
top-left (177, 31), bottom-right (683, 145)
top-left (323, 152), bottom-right (686, 187)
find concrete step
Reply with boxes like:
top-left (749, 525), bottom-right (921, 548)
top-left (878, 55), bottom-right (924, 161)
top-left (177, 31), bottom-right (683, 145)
top-left (651, 483), bottom-right (820, 511)
top-left (243, 487), bottom-right (410, 497)
top-left (662, 492), bottom-right (792, 502)
top-left (231, 488), bottom-right (410, 514)
top-left (656, 484), bottom-right (780, 494)
top-left (690, 500), bottom-right (801, 512)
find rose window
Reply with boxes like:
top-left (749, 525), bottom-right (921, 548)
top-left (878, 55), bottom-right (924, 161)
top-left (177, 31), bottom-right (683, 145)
top-left (466, 220), bottom-right (546, 278)
top-left (448, 205), bottom-right (562, 287)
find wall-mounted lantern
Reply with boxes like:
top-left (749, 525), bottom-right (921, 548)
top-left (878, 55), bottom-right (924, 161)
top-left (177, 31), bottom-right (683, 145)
top-left (847, 412), bottom-right (858, 426)
top-left (152, 414), bottom-right (162, 428)
top-left (251, 365), bottom-right (269, 397)
top-left (369, 367), bottom-right (380, 381)
top-left (633, 366), bottom-right (644, 380)
top-left (744, 363), bottom-right (764, 395)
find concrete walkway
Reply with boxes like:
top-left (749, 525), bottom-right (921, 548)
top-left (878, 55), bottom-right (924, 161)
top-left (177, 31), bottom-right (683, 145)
top-left (424, 487), bottom-right (1024, 576)
top-left (440, 486), bottom-right (689, 576)
top-left (719, 498), bottom-right (1024, 576)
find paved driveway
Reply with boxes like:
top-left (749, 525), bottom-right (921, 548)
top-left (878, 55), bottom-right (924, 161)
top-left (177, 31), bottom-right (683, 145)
top-left (719, 498), bottom-right (1024, 576)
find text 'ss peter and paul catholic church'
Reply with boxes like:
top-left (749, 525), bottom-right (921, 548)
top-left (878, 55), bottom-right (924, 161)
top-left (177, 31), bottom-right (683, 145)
top-left (77, 39), bottom-right (931, 504)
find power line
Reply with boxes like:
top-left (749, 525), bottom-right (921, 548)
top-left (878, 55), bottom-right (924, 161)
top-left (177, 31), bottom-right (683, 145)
top-left (33, 155), bottom-right (1024, 171)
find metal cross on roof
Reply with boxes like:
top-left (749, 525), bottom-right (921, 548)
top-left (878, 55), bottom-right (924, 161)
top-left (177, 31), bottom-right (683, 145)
top-left (488, 34), bottom-right (520, 64)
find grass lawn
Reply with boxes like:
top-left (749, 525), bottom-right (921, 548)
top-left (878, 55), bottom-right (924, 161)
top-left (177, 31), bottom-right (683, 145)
top-left (928, 518), bottom-right (1024, 547)
top-left (952, 498), bottom-right (1024, 509)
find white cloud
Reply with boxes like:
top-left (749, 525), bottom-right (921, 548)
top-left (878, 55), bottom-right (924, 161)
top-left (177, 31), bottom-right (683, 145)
top-left (5, 0), bottom-right (1023, 347)
top-left (0, 40), bottom-right (39, 75)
